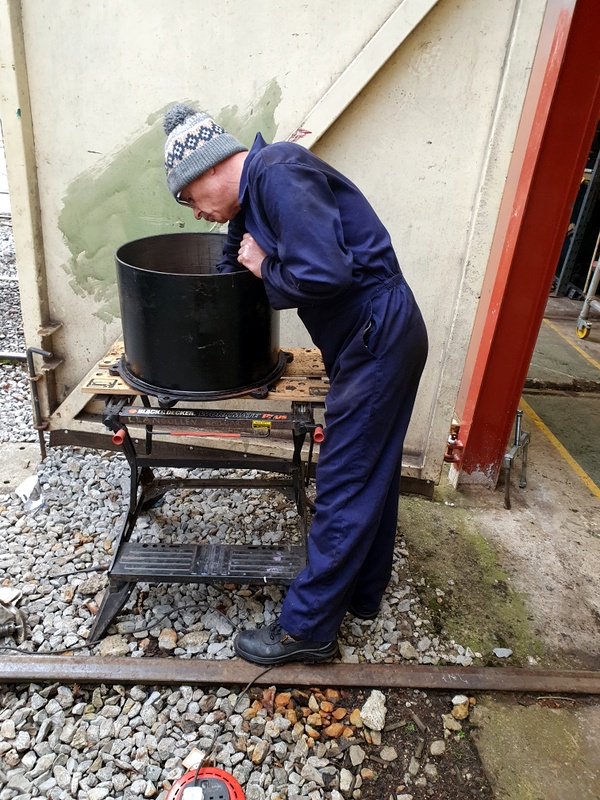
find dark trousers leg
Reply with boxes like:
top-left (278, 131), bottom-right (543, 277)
top-left (347, 458), bottom-right (403, 613)
top-left (279, 282), bottom-right (428, 641)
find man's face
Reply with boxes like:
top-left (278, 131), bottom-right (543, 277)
top-left (177, 166), bottom-right (240, 224)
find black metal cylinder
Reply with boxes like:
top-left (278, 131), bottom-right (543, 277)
top-left (115, 232), bottom-right (283, 399)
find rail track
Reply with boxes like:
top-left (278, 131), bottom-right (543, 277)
top-left (1, 655), bottom-right (599, 694)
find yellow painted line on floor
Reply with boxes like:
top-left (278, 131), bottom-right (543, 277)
top-left (520, 398), bottom-right (600, 500)
top-left (543, 318), bottom-right (600, 372)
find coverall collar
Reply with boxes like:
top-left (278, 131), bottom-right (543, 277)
top-left (239, 132), bottom-right (269, 205)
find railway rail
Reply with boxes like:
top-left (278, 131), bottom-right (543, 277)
top-left (1, 655), bottom-right (599, 695)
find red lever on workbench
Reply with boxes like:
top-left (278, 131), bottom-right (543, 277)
top-left (313, 426), bottom-right (325, 443)
top-left (112, 429), bottom-right (126, 446)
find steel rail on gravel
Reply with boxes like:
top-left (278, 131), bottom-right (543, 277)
top-left (1, 656), bottom-right (599, 694)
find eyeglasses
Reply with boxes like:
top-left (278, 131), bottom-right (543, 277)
top-left (175, 192), bottom-right (193, 207)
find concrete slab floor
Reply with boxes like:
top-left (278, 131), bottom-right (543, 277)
top-left (454, 410), bottom-right (599, 667)
top-left (528, 298), bottom-right (600, 390)
top-left (527, 320), bottom-right (600, 389)
top-left (449, 296), bottom-right (600, 799)
top-left (471, 697), bottom-right (600, 800)
top-left (524, 392), bottom-right (600, 487)
top-left (0, 442), bottom-right (41, 492)
top-left (526, 301), bottom-right (600, 487)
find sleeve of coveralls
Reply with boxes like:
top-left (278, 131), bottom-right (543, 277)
top-left (215, 212), bottom-right (246, 274)
top-left (257, 164), bottom-right (354, 309)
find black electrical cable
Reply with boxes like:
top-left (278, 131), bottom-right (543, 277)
top-left (190, 664), bottom-right (277, 780)
top-left (0, 640), bottom-right (91, 655)
top-left (0, 584), bottom-right (268, 660)
top-left (0, 601), bottom-right (203, 656)
top-left (48, 564), bottom-right (109, 579)
top-left (192, 760), bottom-right (202, 788)
top-left (0, 586), bottom-right (264, 656)
top-left (0, 626), bottom-right (280, 786)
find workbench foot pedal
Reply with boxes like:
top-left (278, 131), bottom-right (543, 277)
top-left (111, 542), bottom-right (307, 585)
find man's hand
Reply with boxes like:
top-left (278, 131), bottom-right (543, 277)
top-left (238, 233), bottom-right (266, 278)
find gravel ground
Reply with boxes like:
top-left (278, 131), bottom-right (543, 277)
top-left (0, 445), bottom-right (478, 667)
top-left (0, 440), bottom-right (482, 681)
top-left (0, 220), bottom-right (34, 445)
top-left (0, 220), bottom-right (25, 350)
top-left (0, 219), bottom-right (491, 799)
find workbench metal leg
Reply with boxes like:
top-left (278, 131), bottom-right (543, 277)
top-left (291, 426), bottom-right (310, 545)
top-left (88, 475), bottom-right (155, 642)
top-left (141, 394), bottom-right (154, 454)
top-left (87, 581), bottom-right (135, 643)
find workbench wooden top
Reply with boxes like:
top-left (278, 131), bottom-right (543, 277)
top-left (80, 342), bottom-right (329, 403)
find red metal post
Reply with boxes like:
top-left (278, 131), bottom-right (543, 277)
top-left (454, 0), bottom-right (600, 484)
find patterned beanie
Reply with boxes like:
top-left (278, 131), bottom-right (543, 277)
top-left (163, 104), bottom-right (248, 197)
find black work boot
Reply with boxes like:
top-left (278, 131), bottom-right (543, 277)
top-left (234, 621), bottom-right (338, 666)
top-left (347, 603), bottom-right (380, 621)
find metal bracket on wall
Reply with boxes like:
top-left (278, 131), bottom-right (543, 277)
top-left (26, 347), bottom-right (54, 460)
top-left (37, 321), bottom-right (63, 338)
top-left (503, 409), bottom-right (530, 510)
top-left (37, 321), bottom-right (63, 373)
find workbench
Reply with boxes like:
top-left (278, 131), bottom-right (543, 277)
top-left (77, 343), bottom-right (328, 642)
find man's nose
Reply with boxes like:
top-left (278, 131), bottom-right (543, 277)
top-left (194, 208), bottom-right (202, 221)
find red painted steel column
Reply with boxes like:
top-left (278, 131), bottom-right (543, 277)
top-left (454, 0), bottom-right (600, 484)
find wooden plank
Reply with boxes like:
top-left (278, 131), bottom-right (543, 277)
top-left (81, 371), bottom-right (133, 395)
top-left (96, 340), bottom-right (127, 370)
top-left (284, 348), bottom-right (327, 378)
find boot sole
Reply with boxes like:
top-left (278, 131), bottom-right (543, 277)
top-left (348, 605), bottom-right (379, 620)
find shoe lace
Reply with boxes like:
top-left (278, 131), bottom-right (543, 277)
top-left (267, 621), bottom-right (285, 641)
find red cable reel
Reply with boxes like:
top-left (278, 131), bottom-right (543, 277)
top-left (166, 767), bottom-right (245, 800)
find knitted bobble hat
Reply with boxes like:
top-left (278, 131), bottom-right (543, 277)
top-left (163, 104), bottom-right (247, 197)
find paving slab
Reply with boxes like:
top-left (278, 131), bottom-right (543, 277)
top-left (471, 697), bottom-right (600, 800)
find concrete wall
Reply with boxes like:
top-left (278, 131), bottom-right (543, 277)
top-left (0, 0), bottom-right (549, 482)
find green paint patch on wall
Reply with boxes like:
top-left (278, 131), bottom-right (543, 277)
top-left (59, 80), bottom-right (282, 322)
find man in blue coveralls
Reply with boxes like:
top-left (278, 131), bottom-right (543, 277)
top-left (163, 104), bottom-right (428, 666)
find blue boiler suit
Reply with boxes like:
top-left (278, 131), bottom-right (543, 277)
top-left (219, 134), bottom-right (428, 642)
